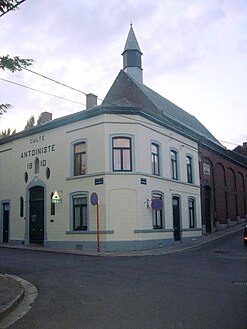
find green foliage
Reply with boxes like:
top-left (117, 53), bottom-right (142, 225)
top-left (0, 55), bottom-right (33, 73)
top-left (0, 128), bottom-right (16, 138)
top-left (24, 115), bottom-right (35, 130)
top-left (0, 103), bottom-right (12, 115)
top-left (0, 0), bottom-right (25, 15)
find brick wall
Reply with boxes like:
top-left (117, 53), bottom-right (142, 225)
top-left (199, 145), bottom-right (247, 232)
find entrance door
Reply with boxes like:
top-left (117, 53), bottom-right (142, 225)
top-left (173, 196), bottom-right (181, 241)
top-left (204, 186), bottom-right (211, 233)
top-left (29, 186), bottom-right (44, 244)
top-left (3, 203), bottom-right (10, 243)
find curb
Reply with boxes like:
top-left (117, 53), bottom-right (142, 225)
top-left (0, 275), bottom-right (38, 329)
top-left (0, 274), bottom-right (25, 321)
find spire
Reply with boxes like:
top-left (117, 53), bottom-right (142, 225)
top-left (122, 24), bottom-right (143, 84)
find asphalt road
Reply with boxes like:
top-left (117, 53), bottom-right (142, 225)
top-left (0, 230), bottom-right (246, 329)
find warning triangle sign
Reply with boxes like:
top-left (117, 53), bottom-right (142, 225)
top-left (52, 190), bottom-right (60, 200)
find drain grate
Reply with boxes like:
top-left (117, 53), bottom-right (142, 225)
top-left (214, 250), bottom-right (230, 254)
top-left (232, 281), bottom-right (247, 287)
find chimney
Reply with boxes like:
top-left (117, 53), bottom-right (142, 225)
top-left (38, 112), bottom-right (52, 125)
top-left (86, 93), bottom-right (97, 110)
top-left (243, 142), bottom-right (247, 150)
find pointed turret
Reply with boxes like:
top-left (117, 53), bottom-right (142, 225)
top-left (122, 24), bottom-right (143, 84)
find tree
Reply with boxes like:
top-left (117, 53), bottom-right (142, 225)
top-left (0, 103), bottom-right (12, 116)
top-left (24, 115), bottom-right (35, 130)
top-left (0, 0), bottom-right (26, 18)
top-left (0, 128), bottom-right (16, 138)
top-left (0, 55), bottom-right (33, 115)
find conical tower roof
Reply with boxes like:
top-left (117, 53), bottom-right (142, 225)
top-left (123, 24), bottom-right (142, 53)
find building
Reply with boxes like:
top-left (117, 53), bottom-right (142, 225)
top-left (0, 25), bottom-right (246, 252)
top-left (199, 142), bottom-right (247, 233)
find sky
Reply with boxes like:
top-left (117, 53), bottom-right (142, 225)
top-left (0, 0), bottom-right (247, 149)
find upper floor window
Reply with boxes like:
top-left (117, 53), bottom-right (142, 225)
top-left (151, 143), bottom-right (160, 175)
top-left (112, 137), bottom-right (132, 171)
top-left (170, 150), bottom-right (178, 180)
top-left (186, 156), bottom-right (193, 183)
top-left (74, 142), bottom-right (86, 176)
top-left (188, 198), bottom-right (196, 228)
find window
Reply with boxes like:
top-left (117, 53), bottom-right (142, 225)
top-left (112, 137), bottom-right (132, 171)
top-left (74, 142), bottom-right (86, 176)
top-left (151, 143), bottom-right (160, 175)
top-left (51, 193), bottom-right (55, 216)
top-left (152, 193), bottom-right (163, 229)
top-left (20, 196), bottom-right (24, 217)
top-left (186, 156), bottom-right (193, 183)
top-left (188, 198), bottom-right (196, 228)
top-left (73, 196), bottom-right (88, 230)
top-left (170, 150), bottom-right (178, 180)
top-left (34, 157), bottom-right (39, 174)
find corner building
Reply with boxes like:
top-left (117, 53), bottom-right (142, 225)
top-left (0, 26), bottom-right (207, 251)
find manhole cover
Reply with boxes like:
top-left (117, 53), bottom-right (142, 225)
top-left (232, 281), bottom-right (247, 287)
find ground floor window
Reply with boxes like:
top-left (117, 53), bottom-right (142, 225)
top-left (188, 197), bottom-right (196, 228)
top-left (152, 193), bottom-right (163, 229)
top-left (73, 195), bottom-right (88, 230)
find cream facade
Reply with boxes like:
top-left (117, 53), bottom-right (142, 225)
top-left (0, 111), bottom-right (202, 251)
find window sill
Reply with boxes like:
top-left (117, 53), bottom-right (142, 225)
top-left (134, 229), bottom-right (174, 233)
top-left (66, 230), bottom-right (114, 235)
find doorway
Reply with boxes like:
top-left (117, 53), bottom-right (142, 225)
top-left (2, 203), bottom-right (10, 243)
top-left (29, 186), bottom-right (44, 244)
top-left (173, 196), bottom-right (181, 241)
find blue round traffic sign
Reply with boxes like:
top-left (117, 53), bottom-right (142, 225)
top-left (151, 198), bottom-right (163, 211)
top-left (90, 192), bottom-right (98, 206)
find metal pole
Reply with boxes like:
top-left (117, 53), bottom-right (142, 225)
top-left (96, 203), bottom-right (100, 253)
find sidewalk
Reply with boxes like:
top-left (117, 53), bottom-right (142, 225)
top-left (0, 222), bottom-right (246, 323)
top-left (0, 274), bottom-right (24, 322)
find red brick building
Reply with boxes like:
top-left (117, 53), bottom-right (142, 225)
top-left (199, 142), bottom-right (247, 233)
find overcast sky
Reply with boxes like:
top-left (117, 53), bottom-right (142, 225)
top-left (1, 0), bottom-right (247, 149)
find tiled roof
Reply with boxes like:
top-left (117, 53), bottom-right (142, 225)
top-left (103, 70), bottom-right (221, 145)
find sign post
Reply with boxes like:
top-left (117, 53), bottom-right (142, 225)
top-left (90, 192), bottom-right (100, 254)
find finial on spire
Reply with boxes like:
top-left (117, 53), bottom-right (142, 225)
top-left (122, 25), bottom-right (143, 84)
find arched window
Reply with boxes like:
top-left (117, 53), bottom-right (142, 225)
top-left (152, 192), bottom-right (163, 229)
top-left (188, 197), bottom-right (196, 228)
top-left (186, 156), bottom-right (193, 183)
top-left (170, 150), bottom-right (178, 180)
top-left (74, 142), bottom-right (86, 176)
top-left (34, 157), bottom-right (39, 174)
top-left (72, 194), bottom-right (88, 230)
top-left (51, 193), bottom-right (55, 216)
top-left (20, 196), bottom-right (24, 217)
top-left (112, 137), bottom-right (132, 171)
top-left (151, 143), bottom-right (160, 175)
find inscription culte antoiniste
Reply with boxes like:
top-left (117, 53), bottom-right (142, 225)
top-left (20, 135), bottom-right (56, 158)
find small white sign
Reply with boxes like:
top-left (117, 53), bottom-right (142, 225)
top-left (52, 190), bottom-right (60, 200)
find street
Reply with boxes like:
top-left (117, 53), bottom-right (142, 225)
top-left (0, 230), bottom-right (246, 329)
